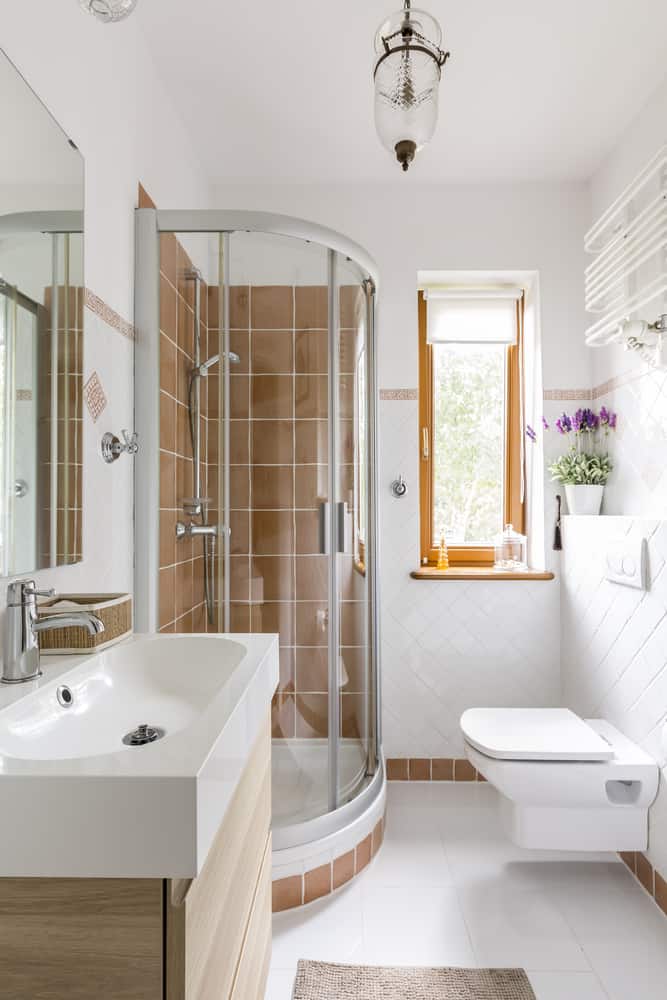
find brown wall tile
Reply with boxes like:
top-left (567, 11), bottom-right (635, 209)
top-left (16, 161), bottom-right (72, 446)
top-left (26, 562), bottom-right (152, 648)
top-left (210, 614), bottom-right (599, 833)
top-left (159, 566), bottom-right (175, 628)
top-left (655, 871), bottom-right (667, 916)
top-left (333, 850), bottom-right (355, 890)
top-left (409, 759), bottom-right (431, 781)
top-left (252, 510), bottom-right (295, 555)
top-left (251, 286), bottom-right (293, 329)
top-left (160, 450), bottom-right (176, 509)
top-left (295, 330), bottom-right (328, 374)
top-left (295, 286), bottom-right (327, 330)
top-left (252, 330), bottom-right (294, 373)
top-left (303, 864), bottom-right (332, 905)
top-left (160, 391), bottom-right (176, 453)
top-left (160, 341), bottom-right (178, 417)
top-left (159, 276), bottom-right (177, 341)
top-left (230, 375), bottom-right (250, 419)
top-left (272, 875), bottom-right (302, 913)
top-left (295, 374), bottom-right (328, 418)
top-left (252, 466), bottom-right (294, 509)
top-left (432, 759), bottom-right (455, 781)
top-left (250, 601), bottom-right (295, 644)
top-left (295, 693), bottom-right (328, 738)
top-left (637, 853), bottom-right (654, 895)
top-left (295, 602), bottom-right (328, 646)
top-left (355, 834), bottom-right (372, 874)
top-left (252, 420), bottom-right (294, 465)
top-left (386, 758), bottom-right (409, 781)
top-left (251, 555), bottom-right (295, 601)
top-left (295, 466), bottom-right (328, 508)
top-left (295, 555), bottom-right (328, 601)
top-left (252, 375), bottom-right (293, 419)
top-left (295, 420), bottom-right (328, 464)
top-left (295, 647), bottom-right (328, 692)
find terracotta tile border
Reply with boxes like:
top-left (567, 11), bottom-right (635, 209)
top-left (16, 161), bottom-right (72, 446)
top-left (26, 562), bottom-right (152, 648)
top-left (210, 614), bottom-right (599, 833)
top-left (543, 368), bottom-right (649, 404)
top-left (84, 288), bottom-right (135, 341)
top-left (379, 388), bottom-right (418, 401)
top-left (386, 757), bottom-right (486, 782)
top-left (620, 851), bottom-right (667, 919)
top-left (272, 814), bottom-right (385, 913)
top-left (543, 389), bottom-right (592, 401)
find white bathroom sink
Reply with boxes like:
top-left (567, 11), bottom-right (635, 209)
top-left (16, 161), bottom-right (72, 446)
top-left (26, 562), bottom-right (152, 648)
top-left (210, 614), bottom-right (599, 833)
top-left (0, 632), bottom-right (278, 878)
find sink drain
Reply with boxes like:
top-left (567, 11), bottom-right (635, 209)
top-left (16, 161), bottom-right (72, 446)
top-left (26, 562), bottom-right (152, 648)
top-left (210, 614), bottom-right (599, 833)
top-left (56, 685), bottom-right (74, 708)
top-left (122, 723), bottom-right (165, 747)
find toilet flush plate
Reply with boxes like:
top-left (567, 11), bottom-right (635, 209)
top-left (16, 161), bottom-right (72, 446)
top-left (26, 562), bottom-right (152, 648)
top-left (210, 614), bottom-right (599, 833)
top-left (605, 537), bottom-right (648, 590)
top-left (460, 708), bottom-right (615, 761)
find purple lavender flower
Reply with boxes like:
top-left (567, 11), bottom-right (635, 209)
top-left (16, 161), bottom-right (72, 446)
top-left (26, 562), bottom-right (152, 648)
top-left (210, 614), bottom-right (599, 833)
top-left (572, 409), bottom-right (585, 432)
top-left (599, 406), bottom-right (610, 425)
top-left (556, 413), bottom-right (572, 434)
top-left (542, 416), bottom-right (549, 430)
top-left (526, 425), bottom-right (537, 442)
top-left (608, 411), bottom-right (617, 429)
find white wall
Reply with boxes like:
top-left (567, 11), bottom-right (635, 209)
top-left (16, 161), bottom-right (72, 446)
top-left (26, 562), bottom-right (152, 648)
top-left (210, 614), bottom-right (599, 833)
top-left (0, 2), bottom-right (210, 641)
top-left (561, 71), bottom-right (667, 878)
top-left (211, 181), bottom-right (590, 756)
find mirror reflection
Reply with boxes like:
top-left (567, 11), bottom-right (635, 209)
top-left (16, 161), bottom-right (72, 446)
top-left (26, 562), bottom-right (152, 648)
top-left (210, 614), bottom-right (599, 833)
top-left (0, 51), bottom-right (84, 575)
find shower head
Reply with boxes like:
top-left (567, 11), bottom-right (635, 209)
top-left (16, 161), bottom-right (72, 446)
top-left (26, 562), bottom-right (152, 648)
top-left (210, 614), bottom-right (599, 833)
top-left (192, 352), bottom-right (240, 377)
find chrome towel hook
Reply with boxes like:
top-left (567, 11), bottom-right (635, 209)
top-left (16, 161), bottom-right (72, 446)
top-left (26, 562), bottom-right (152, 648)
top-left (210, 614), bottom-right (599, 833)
top-left (101, 429), bottom-right (139, 463)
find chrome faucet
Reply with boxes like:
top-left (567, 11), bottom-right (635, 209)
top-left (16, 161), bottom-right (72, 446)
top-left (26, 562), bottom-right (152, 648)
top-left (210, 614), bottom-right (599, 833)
top-left (1, 580), bottom-right (105, 684)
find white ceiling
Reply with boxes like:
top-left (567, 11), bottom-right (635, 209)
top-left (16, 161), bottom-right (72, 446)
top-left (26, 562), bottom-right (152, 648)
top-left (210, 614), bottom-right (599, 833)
top-left (139, 0), bottom-right (667, 185)
top-left (0, 50), bottom-right (83, 189)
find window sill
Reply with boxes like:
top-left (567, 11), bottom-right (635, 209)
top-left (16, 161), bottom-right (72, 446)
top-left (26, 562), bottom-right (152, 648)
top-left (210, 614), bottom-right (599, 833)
top-left (410, 567), bottom-right (555, 581)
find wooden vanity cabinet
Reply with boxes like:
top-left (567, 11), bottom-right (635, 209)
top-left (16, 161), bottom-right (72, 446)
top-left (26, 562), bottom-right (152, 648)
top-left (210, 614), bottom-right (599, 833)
top-left (0, 715), bottom-right (272, 1000)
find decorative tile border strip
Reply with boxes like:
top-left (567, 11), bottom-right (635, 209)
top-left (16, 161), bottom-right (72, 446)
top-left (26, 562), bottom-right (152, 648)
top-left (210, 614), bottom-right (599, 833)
top-left (620, 851), bottom-right (667, 918)
top-left (84, 288), bottom-right (135, 341)
top-left (272, 814), bottom-right (385, 912)
top-left (386, 757), bottom-right (486, 781)
top-left (83, 370), bottom-right (108, 423)
top-left (379, 388), bottom-right (419, 401)
top-left (16, 389), bottom-right (32, 401)
top-left (544, 367), bottom-right (651, 404)
top-left (543, 388), bottom-right (592, 401)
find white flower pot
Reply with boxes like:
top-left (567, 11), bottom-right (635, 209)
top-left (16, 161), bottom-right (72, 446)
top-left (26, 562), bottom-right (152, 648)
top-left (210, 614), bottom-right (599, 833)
top-left (564, 484), bottom-right (604, 515)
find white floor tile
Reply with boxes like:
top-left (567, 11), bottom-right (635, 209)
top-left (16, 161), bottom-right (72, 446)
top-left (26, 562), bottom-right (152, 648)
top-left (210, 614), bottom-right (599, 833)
top-left (582, 936), bottom-right (667, 1000)
top-left (362, 885), bottom-right (475, 967)
top-left (460, 887), bottom-right (591, 971)
top-left (271, 882), bottom-right (364, 970)
top-left (362, 826), bottom-right (452, 887)
top-left (264, 967), bottom-right (295, 1000)
top-left (551, 883), bottom-right (667, 946)
top-left (267, 784), bottom-right (667, 1000)
top-left (527, 971), bottom-right (609, 1000)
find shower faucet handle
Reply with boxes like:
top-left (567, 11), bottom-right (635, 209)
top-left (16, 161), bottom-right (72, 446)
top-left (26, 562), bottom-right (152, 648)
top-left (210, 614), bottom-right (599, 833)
top-left (101, 430), bottom-right (139, 463)
top-left (121, 430), bottom-right (139, 455)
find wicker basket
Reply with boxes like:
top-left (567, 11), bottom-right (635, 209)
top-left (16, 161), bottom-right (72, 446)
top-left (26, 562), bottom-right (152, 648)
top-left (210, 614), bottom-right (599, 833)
top-left (37, 593), bottom-right (132, 654)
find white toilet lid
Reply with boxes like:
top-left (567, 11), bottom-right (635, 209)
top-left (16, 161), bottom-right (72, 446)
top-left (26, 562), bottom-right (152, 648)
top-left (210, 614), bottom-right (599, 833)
top-left (461, 708), bottom-right (614, 761)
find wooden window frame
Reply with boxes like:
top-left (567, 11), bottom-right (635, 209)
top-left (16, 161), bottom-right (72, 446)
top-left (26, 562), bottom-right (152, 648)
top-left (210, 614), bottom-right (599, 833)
top-left (418, 289), bottom-right (525, 568)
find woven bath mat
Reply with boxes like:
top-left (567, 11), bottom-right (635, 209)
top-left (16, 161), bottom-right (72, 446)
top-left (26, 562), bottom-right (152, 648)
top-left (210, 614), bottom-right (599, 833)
top-left (293, 961), bottom-right (537, 999)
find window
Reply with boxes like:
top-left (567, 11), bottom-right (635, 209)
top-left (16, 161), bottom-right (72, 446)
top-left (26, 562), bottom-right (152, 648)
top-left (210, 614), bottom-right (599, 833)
top-left (418, 288), bottom-right (525, 567)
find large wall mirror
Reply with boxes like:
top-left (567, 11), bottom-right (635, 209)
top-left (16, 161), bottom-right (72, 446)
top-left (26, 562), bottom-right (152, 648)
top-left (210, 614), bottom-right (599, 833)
top-left (0, 50), bottom-right (84, 576)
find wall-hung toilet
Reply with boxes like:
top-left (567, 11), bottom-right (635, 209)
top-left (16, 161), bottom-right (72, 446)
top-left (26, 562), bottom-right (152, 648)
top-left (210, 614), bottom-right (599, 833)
top-left (461, 708), bottom-right (659, 852)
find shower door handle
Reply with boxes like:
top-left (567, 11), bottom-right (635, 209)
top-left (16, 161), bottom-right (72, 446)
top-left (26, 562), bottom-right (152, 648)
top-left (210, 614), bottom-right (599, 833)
top-left (318, 502), bottom-right (330, 555)
top-left (336, 501), bottom-right (350, 554)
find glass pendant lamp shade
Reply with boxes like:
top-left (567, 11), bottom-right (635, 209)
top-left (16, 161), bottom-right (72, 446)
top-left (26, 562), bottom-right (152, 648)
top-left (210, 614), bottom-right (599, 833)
top-left (79, 0), bottom-right (138, 22)
top-left (373, 2), bottom-right (449, 171)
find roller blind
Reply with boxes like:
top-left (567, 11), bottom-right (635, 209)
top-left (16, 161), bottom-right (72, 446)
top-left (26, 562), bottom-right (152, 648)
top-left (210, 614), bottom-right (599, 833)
top-left (425, 287), bottom-right (522, 345)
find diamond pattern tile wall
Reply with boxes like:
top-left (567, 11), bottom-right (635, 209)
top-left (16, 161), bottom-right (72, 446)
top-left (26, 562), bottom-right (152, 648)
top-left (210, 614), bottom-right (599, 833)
top-left (561, 515), bottom-right (667, 877)
top-left (378, 399), bottom-right (561, 759)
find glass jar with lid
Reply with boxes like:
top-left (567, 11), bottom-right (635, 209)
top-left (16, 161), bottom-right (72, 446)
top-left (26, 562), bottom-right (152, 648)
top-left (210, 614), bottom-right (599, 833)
top-left (493, 523), bottom-right (527, 570)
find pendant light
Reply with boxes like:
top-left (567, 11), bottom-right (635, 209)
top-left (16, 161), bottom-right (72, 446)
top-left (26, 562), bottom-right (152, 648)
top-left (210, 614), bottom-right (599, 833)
top-left (79, 0), bottom-right (138, 22)
top-left (373, 0), bottom-right (450, 172)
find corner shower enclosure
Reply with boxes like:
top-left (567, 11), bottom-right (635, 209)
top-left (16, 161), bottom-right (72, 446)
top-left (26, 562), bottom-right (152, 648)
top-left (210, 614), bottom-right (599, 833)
top-left (135, 211), bottom-right (382, 850)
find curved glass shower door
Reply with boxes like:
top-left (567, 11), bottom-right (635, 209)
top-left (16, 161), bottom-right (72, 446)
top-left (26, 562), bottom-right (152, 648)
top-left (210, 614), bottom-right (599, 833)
top-left (138, 211), bottom-right (380, 853)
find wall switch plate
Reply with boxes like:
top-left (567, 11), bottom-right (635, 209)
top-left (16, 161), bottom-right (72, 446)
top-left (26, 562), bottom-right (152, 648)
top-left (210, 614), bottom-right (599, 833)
top-left (605, 537), bottom-right (648, 590)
